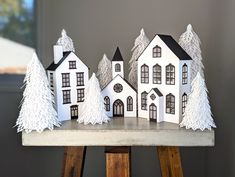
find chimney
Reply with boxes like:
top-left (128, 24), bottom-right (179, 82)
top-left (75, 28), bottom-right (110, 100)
top-left (53, 45), bottom-right (63, 64)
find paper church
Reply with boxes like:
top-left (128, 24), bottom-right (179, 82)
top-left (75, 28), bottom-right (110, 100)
top-left (47, 30), bottom-right (89, 122)
top-left (101, 47), bottom-right (137, 117)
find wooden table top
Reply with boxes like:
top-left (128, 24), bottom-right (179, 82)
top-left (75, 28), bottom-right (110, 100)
top-left (22, 117), bottom-right (215, 146)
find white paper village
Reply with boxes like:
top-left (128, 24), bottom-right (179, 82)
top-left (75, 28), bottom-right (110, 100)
top-left (47, 29), bottom-right (192, 125)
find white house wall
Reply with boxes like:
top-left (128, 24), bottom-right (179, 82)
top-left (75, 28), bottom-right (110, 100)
top-left (112, 61), bottom-right (124, 78)
top-left (102, 75), bottom-right (137, 117)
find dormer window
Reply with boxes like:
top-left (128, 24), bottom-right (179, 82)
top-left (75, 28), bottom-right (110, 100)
top-left (153, 45), bottom-right (161, 58)
top-left (115, 63), bottom-right (121, 72)
top-left (69, 61), bottom-right (76, 69)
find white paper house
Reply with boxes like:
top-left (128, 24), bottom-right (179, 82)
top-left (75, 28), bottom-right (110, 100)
top-left (47, 45), bottom-right (89, 121)
top-left (102, 47), bottom-right (137, 117)
top-left (137, 34), bottom-right (192, 124)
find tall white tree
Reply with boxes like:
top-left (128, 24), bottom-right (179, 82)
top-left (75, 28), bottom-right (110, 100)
top-left (179, 24), bottom-right (204, 82)
top-left (96, 54), bottom-right (112, 89)
top-left (128, 28), bottom-right (150, 89)
top-left (57, 29), bottom-right (75, 52)
top-left (78, 73), bottom-right (110, 125)
top-left (180, 72), bottom-right (216, 131)
top-left (16, 53), bottom-right (60, 133)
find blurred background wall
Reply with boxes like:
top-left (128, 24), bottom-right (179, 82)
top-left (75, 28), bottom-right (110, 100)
top-left (0, 0), bottom-right (235, 177)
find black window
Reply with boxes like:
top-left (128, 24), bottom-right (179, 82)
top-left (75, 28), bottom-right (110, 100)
top-left (62, 73), bottom-right (70, 87)
top-left (76, 72), bottom-right (84, 86)
top-left (127, 96), bottom-right (133, 111)
top-left (77, 89), bottom-right (84, 102)
top-left (113, 83), bottom-right (123, 93)
top-left (104, 96), bottom-right (110, 111)
top-left (69, 61), bottom-right (76, 69)
top-left (141, 64), bottom-right (149, 83)
top-left (141, 92), bottom-right (148, 110)
top-left (153, 45), bottom-right (161, 57)
top-left (115, 63), bottom-right (121, 72)
top-left (166, 64), bottom-right (175, 85)
top-left (166, 93), bottom-right (175, 114)
top-left (62, 90), bottom-right (71, 104)
top-left (153, 64), bottom-right (161, 84)
top-left (182, 64), bottom-right (188, 84)
top-left (50, 73), bottom-right (53, 87)
top-left (182, 93), bottom-right (187, 114)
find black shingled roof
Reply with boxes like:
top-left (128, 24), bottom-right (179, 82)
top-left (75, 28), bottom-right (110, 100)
top-left (112, 47), bottom-right (124, 61)
top-left (47, 51), bottom-right (71, 71)
top-left (151, 88), bottom-right (163, 97)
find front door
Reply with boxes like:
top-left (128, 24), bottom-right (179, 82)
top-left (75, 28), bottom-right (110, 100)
top-left (149, 103), bottom-right (157, 121)
top-left (113, 99), bottom-right (124, 117)
top-left (70, 105), bottom-right (78, 119)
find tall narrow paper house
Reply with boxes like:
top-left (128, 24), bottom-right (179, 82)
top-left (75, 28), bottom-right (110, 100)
top-left (47, 30), bottom-right (89, 121)
top-left (137, 34), bottom-right (192, 123)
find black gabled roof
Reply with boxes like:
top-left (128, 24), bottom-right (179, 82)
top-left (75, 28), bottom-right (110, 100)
top-left (150, 88), bottom-right (163, 97)
top-left (47, 51), bottom-right (71, 71)
top-left (136, 34), bottom-right (192, 61)
top-left (158, 34), bottom-right (192, 60)
top-left (112, 47), bottom-right (124, 61)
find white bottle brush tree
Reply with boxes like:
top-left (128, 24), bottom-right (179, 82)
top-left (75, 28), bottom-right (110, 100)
top-left (180, 72), bottom-right (216, 131)
top-left (129, 28), bottom-right (150, 89)
top-left (57, 29), bottom-right (75, 52)
top-left (179, 24), bottom-right (204, 82)
top-left (16, 53), bottom-right (60, 133)
top-left (96, 54), bottom-right (112, 89)
top-left (78, 73), bottom-right (110, 125)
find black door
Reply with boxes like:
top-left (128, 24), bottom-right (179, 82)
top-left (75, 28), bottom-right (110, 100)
top-left (113, 99), bottom-right (124, 117)
top-left (70, 105), bottom-right (78, 119)
top-left (149, 103), bottom-right (157, 121)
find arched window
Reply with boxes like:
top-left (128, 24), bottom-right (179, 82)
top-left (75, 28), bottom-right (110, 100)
top-left (153, 64), bottom-right (161, 84)
top-left (166, 93), bottom-right (175, 114)
top-left (182, 93), bottom-right (187, 114)
top-left (115, 63), bottom-right (121, 72)
top-left (153, 45), bottom-right (161, 57)
top-left (141, 64), bottom-right (149, 83)
top-left (127, 96), bottom-right (133, 111)
top-left (166, 64), bottom-right (175, 85)
top-left (141, 92), bottom-right (148, 110)
top-left (182, 64), bottom-right (188, 84)
top-left (104, 96), bottom-right (110, 111)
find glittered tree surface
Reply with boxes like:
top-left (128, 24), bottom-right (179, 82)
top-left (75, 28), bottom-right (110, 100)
top-left (180, 72), bottom-right (216, 131)
top-left (96, 54), bottom-right (112, 89)
top-left (57, 29), bottom-right (75, 52)
top-left (129, 28), bottom-right (149, 89)
top-left (16, 53), bottom-right (60, 133)
top-left (179, 24), bottom-right (204, 82)
top-left (78, 73), bottom-right (110, 125)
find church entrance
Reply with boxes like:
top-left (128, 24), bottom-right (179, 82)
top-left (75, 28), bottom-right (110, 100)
top-left (113, 99), bottom-right (124, 117)
top-left (149, 103), bottom-right (157, 121)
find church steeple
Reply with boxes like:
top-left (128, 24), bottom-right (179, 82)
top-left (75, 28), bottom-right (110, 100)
top-left (112, 47), bottom-right (124, 78)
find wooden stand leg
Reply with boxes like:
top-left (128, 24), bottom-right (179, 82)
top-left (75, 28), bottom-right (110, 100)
top-left (62, 146), bottom-right (86, 177)
top-left (105, 146), bottom-right (131, 177)
top-left (157, 146), bottom-right (183, 177)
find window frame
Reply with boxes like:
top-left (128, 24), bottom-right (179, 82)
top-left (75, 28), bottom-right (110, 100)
top-left (182, 93), bottom-right (187, 114)
top-left (166, 93), bottom-right (175, 114)
top-left (77, 88), bottom-right (85, 102)
top-left (141, 91), bottom-right (148, 110)
top-left (153, 64), bottom-right (161, 84)
top-left (166, 64), bottom-right (175, 85)
top-left (69, 61), bottom-right (77, 69)
top-left (127, 96), bottom-right (133, 111)
top-left (62, 90), bottom-right (71, 104)
top-left (153, 45), bottom-right (161, 58)
top-left (182, 64), bottom-right (188, 85)
top-left (141, 64), bottom-right (149, 83)
top-left (61, 73), bottom-right (70, 87)
top-left (104, 96), bottom-right (110, 111)
top-left (49, 73), bottom-right (53, 87)
top-left (76, 72), bottom-right (84, 86)
top-left (115, 63), bottom-right (121, 72)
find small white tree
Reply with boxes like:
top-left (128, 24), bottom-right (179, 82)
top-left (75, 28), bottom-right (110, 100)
top-left (78, 73), bottom-right (110, 125)
top-left (179, 24), bottom-right (204, 82)
top-left (96, 54), bottom-right (112, 89)
top-left (180, 72), bottom-right (216, 131)
top-left (57, 29), bottom-right (75, 52)
top-left (16, 53), bottom-right (60, 133)
top-left (128, 28), bottom-right (150, 89)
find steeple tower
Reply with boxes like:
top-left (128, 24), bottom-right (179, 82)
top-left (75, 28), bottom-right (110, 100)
top-left (112, 47), bottom-right (124, 78)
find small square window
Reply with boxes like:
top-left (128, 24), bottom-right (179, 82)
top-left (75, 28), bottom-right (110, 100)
top-left (69, 61), bottom-right (76, 69)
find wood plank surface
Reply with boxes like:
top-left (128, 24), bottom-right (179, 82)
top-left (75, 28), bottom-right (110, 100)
top-left (62, 146), bottom-right (86, 177)
top-left (157, 146), bottom-right (183, 177)
top-left (105, 147), bottom-right (131, 177)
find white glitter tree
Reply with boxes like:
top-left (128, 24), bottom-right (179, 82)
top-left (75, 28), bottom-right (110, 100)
top-left (16, 53), bottom-right (60, 133)
top-left (78, 73), bottom-right (110, 125)
top-left (56, 29), bottom-right (75, 52)
top-left (128, 28), bottom-right (150, 89)
top-left (180, 72), bottom-right (216, 131)
top-left (179, 24), bottom-right (204, 82)
top-left (96, 54), bottom-right (112, 89)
